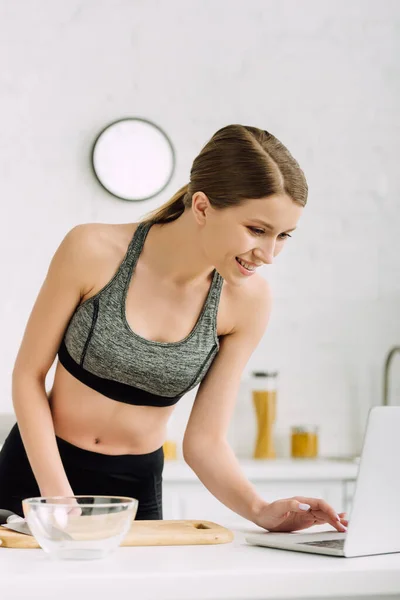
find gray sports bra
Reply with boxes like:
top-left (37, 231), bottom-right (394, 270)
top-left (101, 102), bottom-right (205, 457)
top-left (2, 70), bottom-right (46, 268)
top-left (58, 221), bottom-right (224, 407)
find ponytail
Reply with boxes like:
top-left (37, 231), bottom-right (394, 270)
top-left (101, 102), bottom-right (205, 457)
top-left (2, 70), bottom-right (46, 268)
top-left (139, 184), bottom-right (189, 226)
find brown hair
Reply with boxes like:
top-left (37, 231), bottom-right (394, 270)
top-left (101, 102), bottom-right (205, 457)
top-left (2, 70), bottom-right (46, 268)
top-left (139, 124), bottom-right (308, 226)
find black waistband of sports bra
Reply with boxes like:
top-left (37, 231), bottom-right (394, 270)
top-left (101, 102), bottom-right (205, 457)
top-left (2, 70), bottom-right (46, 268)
top-left (58, 339), bottom-right (182, 407)
top-left (55, 434), bottom-right (164, 476)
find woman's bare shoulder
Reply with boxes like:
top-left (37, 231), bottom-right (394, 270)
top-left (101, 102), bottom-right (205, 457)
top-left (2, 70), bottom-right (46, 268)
top-left (68, 222), bottom-right (138, 259)
top-left (224, 271), bottom-right (270, 305)
top-left (220, 272), bottom-right (271, 336)
top-left (65, 222), bottom-right (139, 303)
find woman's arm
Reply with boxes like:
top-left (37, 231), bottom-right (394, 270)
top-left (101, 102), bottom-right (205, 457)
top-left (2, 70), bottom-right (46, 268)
top-left (11, 225), bottom-right (101, 496)
top-left (12, 375), bottom-right (74, 496)
top-left (183, 276), bottom-right (272, 523)
top-left (183, 278), bottom-right (346, 532)
top-left (184, 434), bottom-right (266, 523)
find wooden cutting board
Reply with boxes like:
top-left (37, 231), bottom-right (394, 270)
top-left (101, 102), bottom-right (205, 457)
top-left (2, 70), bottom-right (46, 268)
top-left (0, 519), bottom-right (234, 549)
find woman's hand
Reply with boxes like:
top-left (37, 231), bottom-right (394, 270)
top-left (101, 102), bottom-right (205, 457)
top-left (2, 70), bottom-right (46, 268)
top-left (255, 497), bottom-right (348, 533)
top-left (38, 489), bottom-right (83, 521)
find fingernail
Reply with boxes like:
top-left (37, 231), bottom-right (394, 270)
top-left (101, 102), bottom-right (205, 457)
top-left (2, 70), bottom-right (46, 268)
top-left (299, 503), bottom-right (311, 511)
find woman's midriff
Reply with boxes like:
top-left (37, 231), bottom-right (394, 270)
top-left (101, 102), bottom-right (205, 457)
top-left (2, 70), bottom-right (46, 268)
top-left (48, 360), bottom-right (175, 455)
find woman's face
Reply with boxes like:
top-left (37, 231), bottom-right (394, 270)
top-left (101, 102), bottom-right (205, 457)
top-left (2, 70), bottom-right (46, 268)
top-left (199, 193), bottom-right (304, 283)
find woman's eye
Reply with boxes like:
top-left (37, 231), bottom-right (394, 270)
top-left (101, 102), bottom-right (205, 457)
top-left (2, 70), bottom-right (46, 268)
top-left (249, 227), bottom-right (265, 236)
top-left (249, 228), bottom-right (292, 240)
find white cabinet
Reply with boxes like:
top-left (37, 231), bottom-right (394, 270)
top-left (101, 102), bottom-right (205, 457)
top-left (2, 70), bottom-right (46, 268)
top-left (162, 459), bottom-right (358, 525)
top-left (163, 480), bottom-right (345, 525)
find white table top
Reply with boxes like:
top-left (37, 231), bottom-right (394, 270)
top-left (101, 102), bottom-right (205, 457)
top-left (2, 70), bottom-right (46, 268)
top-left (2, 524), bottom-right (399, 600)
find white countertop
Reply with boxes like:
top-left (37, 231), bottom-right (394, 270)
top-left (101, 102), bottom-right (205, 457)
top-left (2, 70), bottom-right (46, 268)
top-left (163, 458), bottom-right (359, 482)
top-left (2, 523), bottom-right (399, 600)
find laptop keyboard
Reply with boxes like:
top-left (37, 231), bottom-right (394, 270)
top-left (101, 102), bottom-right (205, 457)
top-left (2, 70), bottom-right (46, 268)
top-left (300, 539), bottom-right (345, 550)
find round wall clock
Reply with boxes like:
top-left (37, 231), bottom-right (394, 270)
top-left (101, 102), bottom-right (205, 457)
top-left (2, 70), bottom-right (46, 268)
top-left (91, 117), bottom-right (175, 201)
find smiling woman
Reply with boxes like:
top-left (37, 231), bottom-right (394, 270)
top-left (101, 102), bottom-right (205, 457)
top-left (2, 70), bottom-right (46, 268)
top-left (0, 124), bottom-right (347, 535)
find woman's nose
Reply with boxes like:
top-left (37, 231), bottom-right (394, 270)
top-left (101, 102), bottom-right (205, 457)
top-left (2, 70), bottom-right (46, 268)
top-left (261, 253), bottom-right (274, 265)
top-left (256, 240), bottom-right (275, 265)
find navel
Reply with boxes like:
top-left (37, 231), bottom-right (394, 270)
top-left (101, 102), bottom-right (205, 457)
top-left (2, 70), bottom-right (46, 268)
top-left (94, 438), bottom-right (100, 445)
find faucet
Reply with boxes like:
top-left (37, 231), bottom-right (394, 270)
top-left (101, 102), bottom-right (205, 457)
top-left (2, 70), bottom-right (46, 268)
top-left (383, 346), bottom-right (400, 406)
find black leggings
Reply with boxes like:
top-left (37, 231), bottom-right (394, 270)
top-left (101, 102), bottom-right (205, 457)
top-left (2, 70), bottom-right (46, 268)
top-left (0, 423), bottom-right (164, 519)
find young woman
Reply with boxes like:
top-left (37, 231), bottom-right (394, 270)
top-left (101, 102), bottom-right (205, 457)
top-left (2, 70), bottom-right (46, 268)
top-left (0, 124), bottom-right (347, 533)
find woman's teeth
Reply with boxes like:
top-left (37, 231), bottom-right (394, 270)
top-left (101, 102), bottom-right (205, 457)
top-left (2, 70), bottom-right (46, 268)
top-left (236, 257), bottom-right (256, 271)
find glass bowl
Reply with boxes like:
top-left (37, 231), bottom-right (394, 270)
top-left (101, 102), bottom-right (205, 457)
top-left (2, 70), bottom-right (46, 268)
top-left (22, 495), bottom-right (138, 560)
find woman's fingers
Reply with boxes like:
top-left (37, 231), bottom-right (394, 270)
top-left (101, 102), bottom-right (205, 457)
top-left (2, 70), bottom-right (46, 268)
top-left (295, 497), bottom-right (347, 532)
top-left (295, 496), bottom-right (339, 521)
top-left (338, 512), bottom-right (348, 526)
top-left (311, 511), bottom-right (347, 531)
top-left (312, 514), bottom-right (348, 526)
top-left (312, 510), bottom-right (347, 532)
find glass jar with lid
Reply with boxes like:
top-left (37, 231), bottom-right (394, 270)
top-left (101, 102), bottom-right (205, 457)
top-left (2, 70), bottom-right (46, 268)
top-left (251, 371), bottom-right (278, 459)
top-left (291, 425), bottom-right (319, 459)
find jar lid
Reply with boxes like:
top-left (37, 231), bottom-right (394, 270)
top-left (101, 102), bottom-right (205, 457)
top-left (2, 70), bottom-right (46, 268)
top-left (252, 371), bottom-right (278, 377)
top-left (291, 425), bottom-right (319, 433)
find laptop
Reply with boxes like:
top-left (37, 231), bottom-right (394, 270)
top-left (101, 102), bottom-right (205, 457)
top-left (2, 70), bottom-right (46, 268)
top-left (245, 406), bottom-right (400, 557)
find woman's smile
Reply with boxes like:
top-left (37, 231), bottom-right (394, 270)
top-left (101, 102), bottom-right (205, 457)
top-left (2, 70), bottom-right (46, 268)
top-left (235, 256), bottom-right (257, 276)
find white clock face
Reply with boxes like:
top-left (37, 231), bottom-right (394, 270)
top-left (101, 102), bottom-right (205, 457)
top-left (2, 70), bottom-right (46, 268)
top-left (92, 118), bottom-right (175, 201)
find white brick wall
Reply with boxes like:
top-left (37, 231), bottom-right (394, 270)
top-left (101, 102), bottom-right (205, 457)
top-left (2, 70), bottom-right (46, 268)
top-left (1, 0), bottom-right (399, 458)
